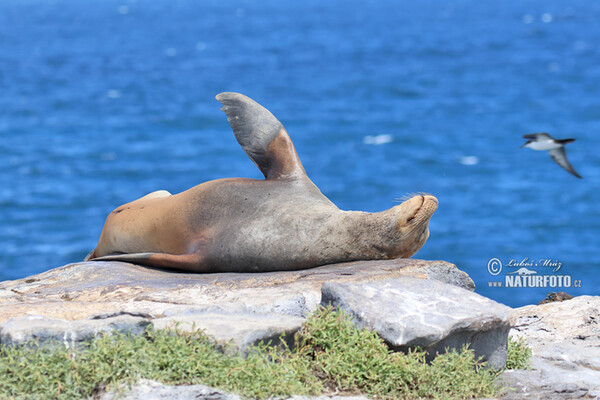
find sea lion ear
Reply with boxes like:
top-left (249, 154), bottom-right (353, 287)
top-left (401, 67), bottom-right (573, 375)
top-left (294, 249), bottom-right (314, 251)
top-left (216, 92), bottom-right (305, 179)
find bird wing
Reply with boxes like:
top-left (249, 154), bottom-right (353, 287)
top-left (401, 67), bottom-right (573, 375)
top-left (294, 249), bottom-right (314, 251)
top-left (548, 148), bottom-right (582, 178)
top-left (523, 132), bottom-right (552, 140)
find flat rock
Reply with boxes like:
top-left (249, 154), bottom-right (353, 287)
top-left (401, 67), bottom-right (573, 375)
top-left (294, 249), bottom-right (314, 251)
top-left (320, 277), bottom-right (513, 369)
top-left (0, 259), bottom-right (472, 323)
top-left (152, 312), bottom-right (305, 355)
top-left (97, 379), bottom-right (243, 400)
top-left (97, 379), bottom-right (371, 400)
top-left (500, 295), bottom-right (600, 399)
top-left (288, 397), bottom-right (371, 400)
top-left (0, 313), bottom-right (150, 347)
top-left (0, 258), bottom-right (471, 353)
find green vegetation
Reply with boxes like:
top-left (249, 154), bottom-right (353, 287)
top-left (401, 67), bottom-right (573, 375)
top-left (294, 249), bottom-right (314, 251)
top-left (505, 336), bottom-right (532, 370)
top-left (0, 306), bottom-right (528, 400)
top-left (295, 306), bottom-right (499, 399)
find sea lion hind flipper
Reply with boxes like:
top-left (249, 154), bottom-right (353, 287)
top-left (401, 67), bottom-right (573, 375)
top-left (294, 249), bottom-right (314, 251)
top-left (216, 92), bottom-right (305, 179)
top-left (90, 252), bottom-right (207, 272)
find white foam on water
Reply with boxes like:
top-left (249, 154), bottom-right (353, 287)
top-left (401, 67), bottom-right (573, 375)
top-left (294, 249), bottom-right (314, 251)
top-left (363, 134), bottom-right (393, 145)
top-left (459, 155), bottom-right (479, 166)
top-left (107, 89), bottom-right (121, 99)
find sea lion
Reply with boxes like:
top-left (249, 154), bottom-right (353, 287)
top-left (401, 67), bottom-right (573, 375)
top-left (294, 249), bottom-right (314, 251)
top-left (86, 92), bottom-right (438, 273)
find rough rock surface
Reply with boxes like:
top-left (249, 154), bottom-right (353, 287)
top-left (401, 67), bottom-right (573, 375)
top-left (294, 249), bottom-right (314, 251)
top-left (321, 277), bottom-right (513, 369)
top-left (97, 379), bottom-right (243, 400)
top-left (96, 380), bottom-right (371, 400)
top-left (152, 312), bottom-right (305, 355)
top-left (3, 259), bottom-right (599, 399)
top-left (0, 313), bottom-right (150, 347)
top-left (0, 258), bottom-right (472, 349)
top-left (500, 295), bottom-right (600, 399)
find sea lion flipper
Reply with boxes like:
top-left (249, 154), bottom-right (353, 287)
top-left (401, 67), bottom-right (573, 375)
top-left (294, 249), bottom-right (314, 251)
top-left (216, 92), bottom-right (306, 179)
top-left (91, 252), bottom-right (206, 272)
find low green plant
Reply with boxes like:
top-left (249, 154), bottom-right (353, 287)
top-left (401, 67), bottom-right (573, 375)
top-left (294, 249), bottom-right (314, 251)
top-left (0, 306), bottom-right (503, 400)
top-left (0, 328), bottom-right (319, 400)
top-left (297, 306), bottom-right (499, 399)
top-left (505, 336), bottom-right (532, 370)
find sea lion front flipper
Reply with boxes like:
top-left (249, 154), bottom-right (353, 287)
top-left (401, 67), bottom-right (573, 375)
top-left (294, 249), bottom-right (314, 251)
top-left (216, 92), bottom-right (306, 180)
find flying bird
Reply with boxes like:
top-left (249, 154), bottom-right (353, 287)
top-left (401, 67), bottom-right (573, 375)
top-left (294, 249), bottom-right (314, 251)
top-left (521, 133), bottom-right (582, 178)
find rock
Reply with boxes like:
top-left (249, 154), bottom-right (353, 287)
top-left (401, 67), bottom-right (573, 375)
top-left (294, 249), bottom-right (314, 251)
top-left (152, 312), bottom-right (305, 355)
top-left (0, 258), bottom-right (471, 353)
top-left (0, 259), bottom-right (470, 321)
top-left (0, 313), bottom-right (150, 347)
top-left (500, 369), bottom-right (591, 400)
top-left (287, 397), bottom-right (371, 400)
top-left (96, 379), bottom-right (372, 400)
top-left (97, 379), bottom-right (243, 400)
top-left (320, 277), bottom-right (513, 369)
top-left (4, 258), bottom-right (599, 399)
top-left (499, 295), bottom-right (600, 399)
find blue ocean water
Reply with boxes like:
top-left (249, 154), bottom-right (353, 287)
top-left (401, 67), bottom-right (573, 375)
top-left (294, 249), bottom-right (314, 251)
top-left (1, 0), bottom-right (599, 307)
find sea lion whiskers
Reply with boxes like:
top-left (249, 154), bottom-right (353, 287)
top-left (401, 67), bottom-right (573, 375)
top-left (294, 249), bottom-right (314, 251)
top-left (394, 192), bottom-right (433, 203)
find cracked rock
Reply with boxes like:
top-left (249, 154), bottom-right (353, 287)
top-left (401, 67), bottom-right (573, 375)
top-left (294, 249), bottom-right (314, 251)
top-left (320, 277), bottom-right (513, 369)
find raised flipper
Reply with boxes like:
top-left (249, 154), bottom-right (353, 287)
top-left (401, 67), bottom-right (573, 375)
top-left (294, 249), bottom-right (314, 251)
top-left (216, 92), bottom-right (306, 180)
top-left (91, 252), bottom-right (206, 272)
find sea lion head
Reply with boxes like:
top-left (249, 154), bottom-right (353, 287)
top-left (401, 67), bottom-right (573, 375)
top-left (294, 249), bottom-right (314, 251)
top-left (389, 194), bottom-right (438, 258)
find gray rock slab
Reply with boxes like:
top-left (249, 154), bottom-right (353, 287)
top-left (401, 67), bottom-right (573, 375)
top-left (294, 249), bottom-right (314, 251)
top-left (500, 368), bottom-right (593, 400)
top-left (0, 313), bottom-right (150, 347)
top-left (97, 379), bottom-right (372, 400)
top-left (97, 379), bottom-right (243, 400)
top-left (0, 259), bottom-right (472, 324)
top-left (288, 397), bottom-right (371, 400)
top-left (500, 295), bottom-right (600, 399)
top-left (321, 277), bottom-right (513, 369)
top-left (152, 312), bottom-right (304, 355)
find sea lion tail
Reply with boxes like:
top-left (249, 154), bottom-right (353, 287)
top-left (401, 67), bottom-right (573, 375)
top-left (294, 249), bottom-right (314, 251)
top-left (216, 92), bottom-right (306, 180)
top-left (90, 252), bottom-right (206, 273)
